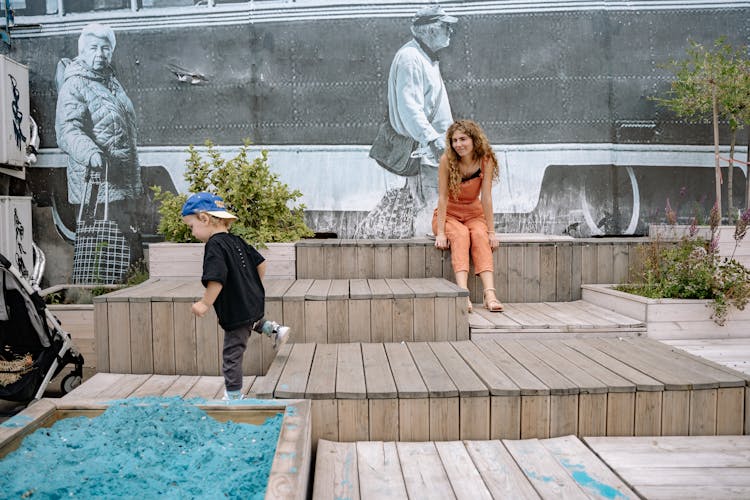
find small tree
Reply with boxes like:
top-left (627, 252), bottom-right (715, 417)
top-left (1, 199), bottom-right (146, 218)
top-left (657, 38), bottom-right (750, 220)
top-left (152, 140), bottom-right (314, 246)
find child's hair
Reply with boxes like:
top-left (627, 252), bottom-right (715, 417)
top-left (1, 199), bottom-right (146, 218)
top-left (196, 211), bottom-right (233, 228)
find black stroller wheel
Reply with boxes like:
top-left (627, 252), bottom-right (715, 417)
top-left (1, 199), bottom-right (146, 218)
top-left (61, 374), bottom-right (82, 395)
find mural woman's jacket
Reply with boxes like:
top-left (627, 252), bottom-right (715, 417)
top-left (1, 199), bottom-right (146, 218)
top-left (55, 58), bottom-right (142, 205)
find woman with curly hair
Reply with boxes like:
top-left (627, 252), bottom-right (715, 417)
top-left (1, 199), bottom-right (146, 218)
top-left (432, 119), bottom-right (504, 312)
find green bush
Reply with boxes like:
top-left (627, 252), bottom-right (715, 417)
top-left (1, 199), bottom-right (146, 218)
top-left (617, 207), bottom-right (750, 325)
top-left (152, 141), bottom-right (314, 247)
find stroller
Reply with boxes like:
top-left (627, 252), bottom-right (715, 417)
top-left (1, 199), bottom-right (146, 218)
top-left (0, 250), bottom-right (84, 402)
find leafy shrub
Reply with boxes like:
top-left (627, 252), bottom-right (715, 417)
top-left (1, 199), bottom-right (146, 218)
top-left (617, 206), bottom-right (750, 325)
top-left (152, 141), bottom-right (313, 246)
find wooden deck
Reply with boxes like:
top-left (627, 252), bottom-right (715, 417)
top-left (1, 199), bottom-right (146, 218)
top-left (468, 300), bottom-right (646, 336)
top-left (313, 435), bottom-right (750, 499)
top-left (663, 338), bottom-right (750, 377)
top-left (254, 337), bottom-right (748, 443)
top-left (295, 236), bottom-right (649, 304)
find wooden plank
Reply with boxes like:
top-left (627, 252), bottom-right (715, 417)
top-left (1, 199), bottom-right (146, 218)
top-left (504, 438), bottom-right (590, 499)
top-left (305, 301), bottom-right (328, 344)
top-left (541, 435), bottom-right (637, 500)
top-left (407, 342), bottom-right (457, 398)
top-left (151, 301), bottom-right (176, 375)
top-left (373, 244), bottom-right (392, 279)
top-left (94, 300), bottom-right (109, 372)
top-left (368, 279), bottom-right (393, 343)
top-left (408, 244), bottom-right (426, 278)
top-left (397, 442), bottom-right (454, 500)
top-left (349, 279), bottom-right (371, 343)
top-left (340, 243), bottom-right (358, 279)
top-left (464, 440), bottom-right (540, 499)
top-left (356, 441), bottom-right (408, 500)
top-left (507, 245), bottom-right (524, 302)
top-left (336, 343), bottom-right (366, 399)
top-left (128, 300), bottom-right (153, 374)
top-left (129, 374), bottom-right (180, 397)
top-left (195, 306), bottom-right (219, 376)
top-left (305, 343), bottom-right (337, 399)
top-left (563, 339), bottom-right (663, 391)
top-left (276, 343), bottom-right (316, 399)
top-left (162, 375), bottom-right (200, 397)
top-left (384, 343), bottom-right (426, 399)
top-left (362, 344), bottom-right (397, 399)
top-left (99, 374), bottom-right (152, 400)
top-left (327, 279), bottom-right (350, 343)
top-left (338, 399), bottom-right (369, 442)
top-left (184, 376), bottom-right (225, 400)
top-left (368, 399), bottom-right (399, 442)
top-left (313, 440), bottom-right (360, 500)
top-left (173, 301), bottom-right (197, 375)
top-left (434, 441), bottom-right (493, 500)
top-left (356, 244), bottom-right (375, 279)
top-left (476, 340), bottom-right (550, 396)
top-left (107, 302), bottom-right (131, 373)
top-left (282, 278), bottom-right (314, 344)
top-left (60, 372), bottom-right (125, 401)
top-left (523, 244), bottom-right (541, 303)
top-left (539, 244), bottom-right (557, 302)
top-left (249, 343), bottom-right (292, 398)
top-left (495, 244), bottom-right (509, 302)
top-left (596, 243), bottom-right (614, 284)
top-left (450, 341), bottom-right (519, 396)
top-left (387, 279), bottom-right (414, 343)
top-left (555, 243), bottom-right (573, 302)
top-left (607, 392), bottom-right (636, 437)
top-left (390, 243), bottom-right (408, 278)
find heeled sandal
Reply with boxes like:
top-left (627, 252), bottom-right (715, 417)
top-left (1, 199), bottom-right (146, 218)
top-left (483, 288), bottom-right (504, 312)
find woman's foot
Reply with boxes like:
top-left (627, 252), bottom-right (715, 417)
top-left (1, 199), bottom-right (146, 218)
top-left (483, 288), bottom-right (504, 312)
top-left (467, 296), bottom-right (473, 314)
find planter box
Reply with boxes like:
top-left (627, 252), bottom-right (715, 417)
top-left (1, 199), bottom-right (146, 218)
top-left (148, 242), bottom-right (296, 280)
top-left (582, 283), bottom-right (750, 340)
top-left (649, 224), bottom-right (750, 268)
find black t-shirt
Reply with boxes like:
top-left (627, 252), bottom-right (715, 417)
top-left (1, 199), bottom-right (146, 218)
top-left (201, 232), bottom-right (266, 331)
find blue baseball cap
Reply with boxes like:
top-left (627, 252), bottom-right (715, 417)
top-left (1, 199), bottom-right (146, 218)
top-left (181, 192), bottom-right (238, 220)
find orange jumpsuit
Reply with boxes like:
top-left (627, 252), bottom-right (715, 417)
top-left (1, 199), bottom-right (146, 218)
top-left (432, 164), bottom-right (494, 275)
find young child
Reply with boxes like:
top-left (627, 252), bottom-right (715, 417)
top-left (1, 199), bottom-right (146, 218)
top-left (181, 192), bottom-right (290, 400)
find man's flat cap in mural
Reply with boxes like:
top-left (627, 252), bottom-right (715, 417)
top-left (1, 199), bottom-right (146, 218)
top-left (413, 5), bottom-right (458, 25)
top-left (181, 192), bottom-right (238, 220)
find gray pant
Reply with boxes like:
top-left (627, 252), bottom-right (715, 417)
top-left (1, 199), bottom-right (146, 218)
top-left (222, 325), bottom-right (251, 392)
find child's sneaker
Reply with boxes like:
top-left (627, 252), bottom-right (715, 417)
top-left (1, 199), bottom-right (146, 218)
top-left (271, 324), bottom-right (290, 349)
top-left (222, 390), bottom-right (243, 401)
top-left (256, 319), bottom-right (290, 349)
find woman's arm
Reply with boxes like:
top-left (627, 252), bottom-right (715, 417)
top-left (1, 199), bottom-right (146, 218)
top-left (480, 157), bottom-right (500, 249)
top-left (434, 154), bottom-right (450, 249)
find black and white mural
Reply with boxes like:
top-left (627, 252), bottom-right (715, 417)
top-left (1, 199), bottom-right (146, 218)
top-left (2, 0), bottom-right (748, 283)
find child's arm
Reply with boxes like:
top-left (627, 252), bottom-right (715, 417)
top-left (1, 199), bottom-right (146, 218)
top-left (192, 280), bottom-right (223, 317)
top-left (257, 261), bottom-right (267, 280)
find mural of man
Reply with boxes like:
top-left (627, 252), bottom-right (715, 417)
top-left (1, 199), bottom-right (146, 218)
top-left (55, 22), bottom-right (143, 277)
top-left (358, 5), bottom-right (456, 238)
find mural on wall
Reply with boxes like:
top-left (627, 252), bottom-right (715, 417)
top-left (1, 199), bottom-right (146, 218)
top-left (359, 5), bottom-right (456, 239)
top-left (55, 23), bottom-right (143, 283)
top-left (3, 1), bottom-right (748, 284)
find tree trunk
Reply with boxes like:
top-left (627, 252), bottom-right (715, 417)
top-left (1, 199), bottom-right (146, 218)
top-left (728, 130), bottom-right (735, 221)
top-left (712, 85), bottom-right (722, 220)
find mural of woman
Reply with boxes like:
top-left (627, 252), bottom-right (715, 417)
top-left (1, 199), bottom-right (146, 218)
top-left (357, 5), bottom-right (457, 238)
top-left (55, 22), bottom-right (144, 277)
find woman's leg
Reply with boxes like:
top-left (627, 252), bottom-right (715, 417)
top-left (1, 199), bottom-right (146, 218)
top-left (439, 217), bottom-right (472, 311)
top-left (479, 270), bottom-right (503, 311)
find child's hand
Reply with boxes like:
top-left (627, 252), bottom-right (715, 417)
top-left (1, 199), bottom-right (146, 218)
top-left (192, 300), bottom-right (210, 317)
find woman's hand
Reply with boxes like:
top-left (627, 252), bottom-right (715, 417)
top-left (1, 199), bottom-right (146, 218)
top-left (488, 232), bottom-right (500, 250)
top-left (435, 234), bottom-right (449, 249)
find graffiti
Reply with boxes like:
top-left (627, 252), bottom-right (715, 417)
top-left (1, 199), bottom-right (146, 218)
top-left (13, 208), bottom-right (29, 278)
top-left (8, 74), bottom-right (26, 151)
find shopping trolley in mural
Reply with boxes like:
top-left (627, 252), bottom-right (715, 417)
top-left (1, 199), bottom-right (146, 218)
top-left (71, 164), bottom-right (129, 285)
